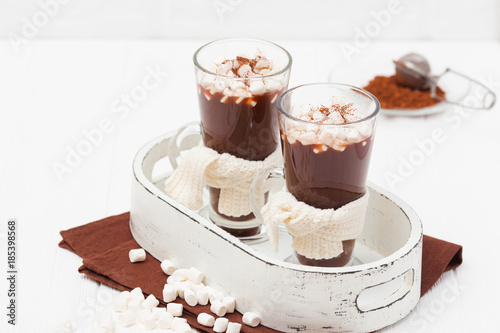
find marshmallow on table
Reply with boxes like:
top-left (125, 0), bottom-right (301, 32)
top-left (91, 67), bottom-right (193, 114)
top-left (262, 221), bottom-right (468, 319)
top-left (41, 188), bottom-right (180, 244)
top-left (177, 280), bottom-right (194, 299)
top-left (187, 267), bottom-right (204, 284)
top-left (130, 287), bottom-right (145, 302)
top-left (163, 284), bottom-right (178, 303)
top-left (210, 299), bottom-right (228, 317)
top-left (190, 283), bottom-right (205, 292)
top-left (142, 294), bottom-right (159, 310)
top-left (167, 303), bottom-right (183, 317)
top-left (227, 322), bottom-right (242, 333)
top-left (127, 299), bottom-right (143, 312)
top-left (152, 306), bottom-right (167, 319)
top-left (113, 295), bottom-right (128, 312)
top-left (137, 308), bottom-right (152, 323)
top-left (222, 296), bottom-right (236, 313)
top-left (171, 317), bottom-right (187, 329)
top-left (197, 313), bottom-right (215, 327)
top-left (129, 249), bottom-right (146, 263)
top-left (213, 318), bottom-right (229, 333)
top-left (117, 310), bottom-right (136, 327)
top-left (168, 269), bottom-right (189, 284)
top-left (242, 312), bottom-right (261, 327)
top-left (161, 259), bottom-right (177, 275)
top-left (209, 290), bottom-right (224, 304)
top-left (158, 312), bottom-right (174, 329)
top-left (98, 312), bottom-right (113, 330)
top-left (143, 312), bottom-right (156, 330)
top-left (175, 323), bottom-right (192, 333)
top-left (196, 288), bottom-right (209, 306)
top-left (184, 289), bottom-right (198, 307)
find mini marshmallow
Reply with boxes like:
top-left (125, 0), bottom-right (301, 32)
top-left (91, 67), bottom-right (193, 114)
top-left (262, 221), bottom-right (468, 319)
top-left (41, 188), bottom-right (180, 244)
top-left (90, 328), bottom-right (108, 333)
top-left (200, 75), bottom-right (215, 89)
top-left (197, 312), bottom-right (215, 327)
top-left (130, 287), bottom-right (145, 302)
top-left (213, 317), bottom-right (229, 333)
top-left (237, 64), bottom-right (252, 77)
top-left (177, 280), bottom-right (194, 299)
top-left (222, 296), bottom-right (236, 313)
top-left (163, 284), bottom-right (178, 303)
top-left (117, 310), bottom-right (135, 327)
top-left (127, 299), bottom-right (143, 312)
top-left (142, 294), bottom-right (159, 310)
top-left (264, 78), bottom-right (282, 92)
top-left (152, 307), bottom-right (167, 319)
top-left (242, 312), bottom-right (261, 327)
top-left (158, 312), bottom-right (174, 329)
top-left (143, 312), bottom-right (156, 330)
top-left (184, 289), bottom-right (198, 307)
top-left (209, 290), bottom-right (224, 304)
top-left (119, 290), bottom-right (131, 300)
top-left (249, 80), bottom-right (266, 95)
top-left (137, 308), bottom-right (152, 323)
top-left (297, 132), bottom-right (318, 145)
top-left (167, 303), bottom-right (183, 317)
top-left (171, 317), bottom-right (187, 329)
top-left (226, 322), bottom-right (242, 333)
top-left (129, 249), bottom-right (146, 263)
top-left (114, 295), bottom-right (128, 312)
top-left (190, 283), bottom-right (205, 292)
top-left (98, 312), bottom-right (113, 330)
top-left (187, 267), bottom-right (204, 284)
top-left (313, 111), bottom-right (326, 122)
top-left (169, 269), bottom-right (189, 283)
top-left (196, 288), bottom-right (209, 306)
top-left (210, 299), bottom-right (228, 317)
top-left (175, 323), bottom-right (192, 333)
top-left (161, 260), bottom-right (177, 275)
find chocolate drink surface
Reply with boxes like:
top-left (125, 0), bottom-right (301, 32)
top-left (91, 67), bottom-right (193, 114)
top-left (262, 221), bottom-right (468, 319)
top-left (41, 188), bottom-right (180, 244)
top-left (198, 89), bottom-right (281, 161)
top-left (282, 135), bottom-right (374, 267)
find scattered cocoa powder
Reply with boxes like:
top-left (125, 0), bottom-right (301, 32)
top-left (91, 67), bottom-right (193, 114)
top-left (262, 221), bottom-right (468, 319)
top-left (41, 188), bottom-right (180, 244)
top-left (363, 75), bottom-right (445, 109)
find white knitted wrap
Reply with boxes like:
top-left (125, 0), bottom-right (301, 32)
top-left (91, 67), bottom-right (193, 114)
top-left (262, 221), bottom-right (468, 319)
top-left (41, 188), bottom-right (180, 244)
top-left (261, 191), bottom-right (369, 259)
top-left (165, 145), bottom-right (281, 217)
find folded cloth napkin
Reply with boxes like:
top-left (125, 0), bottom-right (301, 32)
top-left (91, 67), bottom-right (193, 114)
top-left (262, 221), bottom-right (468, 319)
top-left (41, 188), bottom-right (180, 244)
top-left (59, 212), bottom-right (463, 332)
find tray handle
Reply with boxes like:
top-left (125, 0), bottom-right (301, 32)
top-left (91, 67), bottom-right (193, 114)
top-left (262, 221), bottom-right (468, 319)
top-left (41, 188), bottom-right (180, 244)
top-left (355, 268), bottom-right (416, 313)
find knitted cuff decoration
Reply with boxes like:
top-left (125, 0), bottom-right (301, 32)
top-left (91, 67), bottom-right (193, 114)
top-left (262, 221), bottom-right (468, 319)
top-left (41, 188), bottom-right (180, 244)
top-left (261, 191), bottom-right (369, 259)
top-left (165, 145), bottom-right (281, 217)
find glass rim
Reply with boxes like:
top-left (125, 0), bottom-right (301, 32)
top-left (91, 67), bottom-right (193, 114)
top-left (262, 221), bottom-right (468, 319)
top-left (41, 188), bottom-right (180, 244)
top-left (193, 38), bottom-right (293, 80)
top-left (277, 83), bottom-right (381, 127)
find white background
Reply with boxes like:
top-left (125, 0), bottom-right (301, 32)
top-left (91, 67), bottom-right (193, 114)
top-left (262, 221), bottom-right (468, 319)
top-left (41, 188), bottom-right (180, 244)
top-left (1, 1), bottom-right (500, 333)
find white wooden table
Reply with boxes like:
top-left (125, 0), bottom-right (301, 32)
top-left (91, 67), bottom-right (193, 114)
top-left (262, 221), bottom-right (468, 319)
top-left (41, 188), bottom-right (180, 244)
top-left (1, 39), bottom-right (499, 333)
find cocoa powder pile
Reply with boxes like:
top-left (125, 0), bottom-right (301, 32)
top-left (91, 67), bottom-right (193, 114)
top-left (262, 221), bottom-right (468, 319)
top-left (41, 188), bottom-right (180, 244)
top-left (363, 75), bottom-right (445, 109)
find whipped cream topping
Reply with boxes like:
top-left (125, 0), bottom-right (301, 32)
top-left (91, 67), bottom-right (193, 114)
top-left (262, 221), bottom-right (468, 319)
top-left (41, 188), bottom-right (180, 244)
top-left (199, 54), bottom-right (285, 99)
top-left (283, 96), bottom-right (372, 152)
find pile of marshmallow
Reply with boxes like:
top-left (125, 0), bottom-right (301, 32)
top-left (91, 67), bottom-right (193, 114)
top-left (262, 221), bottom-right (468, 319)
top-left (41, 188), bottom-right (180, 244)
top-left (200, 55), bottom-right (283, 99)
top-left (284, 96), bottom-right (371, 152)
top-left (94, 248), bottom-right (261, 332)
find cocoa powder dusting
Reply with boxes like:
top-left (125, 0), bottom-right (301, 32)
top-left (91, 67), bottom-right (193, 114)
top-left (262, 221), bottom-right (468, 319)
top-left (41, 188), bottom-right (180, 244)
top-left (363, 75), bottom-right (445, 109)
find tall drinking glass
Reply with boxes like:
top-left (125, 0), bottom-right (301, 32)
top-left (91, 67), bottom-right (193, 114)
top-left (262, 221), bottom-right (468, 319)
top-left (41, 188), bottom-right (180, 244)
top-left (194, 38), bottom-right (292, 238)
top-left (278, 83), bottom-right (379, 266)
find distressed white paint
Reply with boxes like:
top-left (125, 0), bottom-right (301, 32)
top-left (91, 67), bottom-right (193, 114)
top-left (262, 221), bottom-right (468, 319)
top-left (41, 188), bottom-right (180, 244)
top-left (130, 131), bottom-right (423, 332)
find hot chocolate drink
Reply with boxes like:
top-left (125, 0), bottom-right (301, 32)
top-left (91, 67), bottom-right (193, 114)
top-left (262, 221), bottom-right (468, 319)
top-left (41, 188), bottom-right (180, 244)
top-left (279, 94), bottom-right (377, 266)
top-left (194, 40), bottom-right (292, 237)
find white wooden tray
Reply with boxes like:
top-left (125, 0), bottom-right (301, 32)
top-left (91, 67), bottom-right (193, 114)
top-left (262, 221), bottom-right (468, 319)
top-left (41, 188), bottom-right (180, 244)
top-left (129, 131), bottom-right (423, 333)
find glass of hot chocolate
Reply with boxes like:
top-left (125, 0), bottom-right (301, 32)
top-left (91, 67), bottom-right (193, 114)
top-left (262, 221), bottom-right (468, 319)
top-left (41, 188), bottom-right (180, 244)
top-left (251, 83), bottom-right (379, 267)
top-left (193, 39), bottom-right (292, 239)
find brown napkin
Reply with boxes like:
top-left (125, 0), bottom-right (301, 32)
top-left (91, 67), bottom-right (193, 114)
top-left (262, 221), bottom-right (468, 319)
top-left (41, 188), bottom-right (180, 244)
top-left (59, 212), bottom-right (462, 332)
